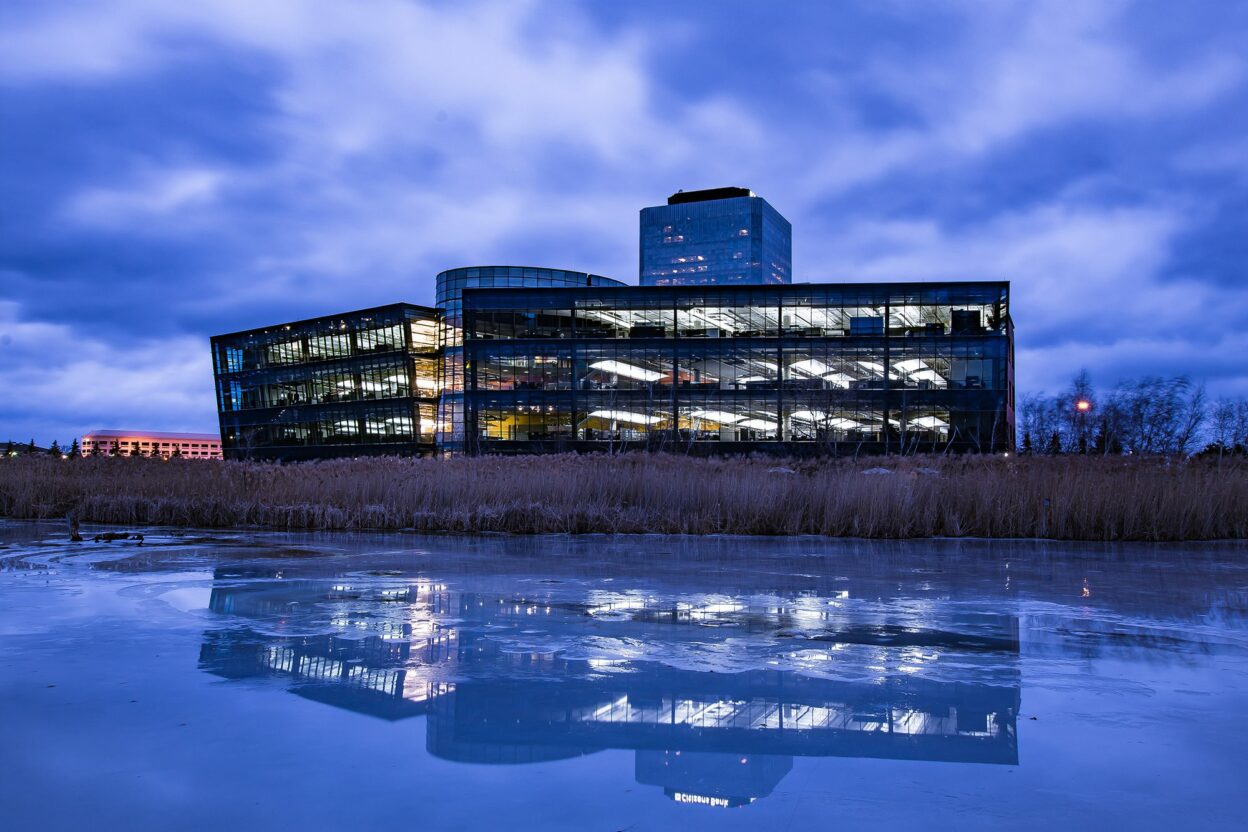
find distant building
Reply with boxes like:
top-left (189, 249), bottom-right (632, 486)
top-left (81, 430), bottom-right (223, 459)
top-left (639, 187), bottom-right (792, 286)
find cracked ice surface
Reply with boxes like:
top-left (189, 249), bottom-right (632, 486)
top-left (2, 520), bottom-right (1247, 830)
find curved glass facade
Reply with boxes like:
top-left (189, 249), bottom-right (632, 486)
top-left (436, 266), bottom-right (626, 451)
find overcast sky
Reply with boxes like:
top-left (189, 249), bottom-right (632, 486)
top-left (2, 0), bottom-right (1246, 443)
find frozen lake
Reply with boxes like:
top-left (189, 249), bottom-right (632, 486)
top-left (2, 521), bottom-right (1246, 830)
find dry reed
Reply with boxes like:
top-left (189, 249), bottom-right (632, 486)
top-left (1, 454), bottom-right (1245, 540)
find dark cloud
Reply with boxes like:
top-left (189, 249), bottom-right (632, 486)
top-left (1, 0), bottom-right (1247, 445)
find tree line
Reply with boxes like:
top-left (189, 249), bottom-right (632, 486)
top-left (3, 439), bottom-right (78, 457)
top-left (1019, 370), bottom-right (1248, 457)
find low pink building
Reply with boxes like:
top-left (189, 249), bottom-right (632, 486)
top-left (81, 430), bottom-right (223, 460)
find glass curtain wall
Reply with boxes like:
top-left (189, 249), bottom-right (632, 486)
top-left (639, 196), bottom-right (792, 286)
top-left (211, 304), bottom-right (439, 460)
top-left (435, 267), bottom-right (626, 453)
top-left (463, 283), bottom-right (1011, 454)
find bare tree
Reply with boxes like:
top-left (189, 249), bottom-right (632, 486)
top-left (1020, 392), bottom-right (1062, 454)
top-left (1110, 376), bottom-right (1206, 456)
top-left (1211, 399), bottom-right (1236, 451)
top-left (1175, 381), bottom-right (1206, 455)
top-left (1210, 397), bottom-right (1248, 457)
top-left (1234, 399), bottom-right (1248, 452)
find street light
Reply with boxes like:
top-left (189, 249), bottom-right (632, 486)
top-left (1074, 399), bottom-right (1093, 454)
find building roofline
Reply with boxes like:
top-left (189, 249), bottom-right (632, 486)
top-left (461, 279), bottom-right (1010, 297)
top-left (210, 302), bottom-right (437, 341)
top-left (435, 265), bottom-right (627, 286)
top-left (82, 430), bottom-right (222, 441)
top-left (666, 187), bottom-right (754, 205)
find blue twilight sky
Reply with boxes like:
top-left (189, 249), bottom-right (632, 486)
top-left (2, 0), bottom-right (1247, 443)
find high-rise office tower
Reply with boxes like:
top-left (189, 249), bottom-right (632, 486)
top-left (639, 187), bottom-right (792, 286)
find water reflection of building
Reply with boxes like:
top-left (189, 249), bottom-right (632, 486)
top-left (638, 752), bottom-right (791, 808)
top-left (200, 570), bottom-right (1021, 807)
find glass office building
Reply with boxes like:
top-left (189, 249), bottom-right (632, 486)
top-left (210, 197), bottom-right (1013, 459)
top-left (211, 303), bottom-right (440, 460)
top-left (461, 281), bottom-right (1012, 455)
top-left (436, 266), bottom-right (626, 452)
top-left (640, 187), bottom-right (792, 286)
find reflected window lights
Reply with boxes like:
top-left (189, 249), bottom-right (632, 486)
top-left (198, 561), bottom-right (1023, 808)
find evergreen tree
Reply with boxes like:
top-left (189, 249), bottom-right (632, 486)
top-left (69, 438), bottom-right (80, 457)
top-left (1021, 432), bottom-right (1033, 454)
top-left (49, 440), bottom-right (61, 456)
top-left (1046, 431), bottom-right (1063, 455)
top-left (28, 438), bottom-right (37, 454)
top-left (110, 439), bottom-right (120, 457)
top-left (1092, 418), bottom-right (1123, 455)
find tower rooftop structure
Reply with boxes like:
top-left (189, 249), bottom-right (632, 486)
top-left (640, 187), bottom-right (792, 286)
top-left (667, 187), bottom-right (754, 205)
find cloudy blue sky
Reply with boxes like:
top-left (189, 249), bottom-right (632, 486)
top-left (2, 0), bottom-right (1246, 443)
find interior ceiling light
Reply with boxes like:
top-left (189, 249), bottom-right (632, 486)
top-left (587, 409), bottom-right (664, 425)
top-left (590, 360), bottom-right (662, 382)
top-left (689, 409), bottom-right (744, 424)
top-left (790, 411), bottom-right (862, 430)
top-left (789, 410), bottom-right (827, 422)
top-left (789, 358), bottom-right (830, 377)
top-left (587, 310), bottom-right (630, 327)
top-left (823, 372), bottom-right (855, 388)
top-left (893, 359), bottom-right (929, 374)
top-left (738, 418), bottom-right (777, 431)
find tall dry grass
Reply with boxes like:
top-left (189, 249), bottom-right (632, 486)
top-left (1, 454), bottom-right (1245, 540)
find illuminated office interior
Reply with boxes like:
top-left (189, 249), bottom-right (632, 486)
top-left (463, 281), bottom-right (1012, 455)
top-left (208, 189), bottom-right (1012, 459)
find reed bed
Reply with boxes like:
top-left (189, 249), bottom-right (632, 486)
top-left (1, 454), bottom-right (1245, 540)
